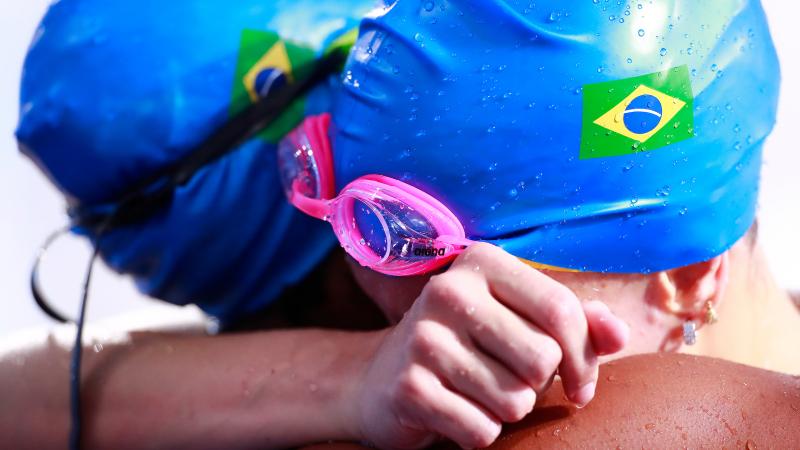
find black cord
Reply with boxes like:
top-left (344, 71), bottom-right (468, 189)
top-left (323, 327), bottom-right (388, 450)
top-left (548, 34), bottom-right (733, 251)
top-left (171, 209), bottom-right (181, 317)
top-left (31, 227), bottom-right (72, 324)
top-left (30, 223), bottom-right (108, 450)
top-left (68, 238), bottom-right (103, 450)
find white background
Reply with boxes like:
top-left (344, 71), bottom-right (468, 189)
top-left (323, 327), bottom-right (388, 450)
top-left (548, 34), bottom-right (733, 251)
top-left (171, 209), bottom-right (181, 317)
top-left (1, 1), bottom-right (798, 335)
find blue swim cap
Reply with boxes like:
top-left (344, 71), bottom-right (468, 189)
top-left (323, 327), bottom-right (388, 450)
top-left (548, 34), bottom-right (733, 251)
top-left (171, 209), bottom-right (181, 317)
top-left (17, 0), bottom-right (380, 321)
top-left (333, 0), bottom-right (780, 273)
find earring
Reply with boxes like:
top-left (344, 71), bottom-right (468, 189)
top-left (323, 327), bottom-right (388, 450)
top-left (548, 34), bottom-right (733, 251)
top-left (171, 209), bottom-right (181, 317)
top-left (682, 320), bottom-right (697, 346)
top-left (705, 300), bottom-right (718, 325)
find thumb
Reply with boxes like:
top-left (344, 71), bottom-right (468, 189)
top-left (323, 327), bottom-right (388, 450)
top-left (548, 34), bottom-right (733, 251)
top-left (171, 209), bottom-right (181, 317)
top-left (583, 300), bottom-right (630, 356)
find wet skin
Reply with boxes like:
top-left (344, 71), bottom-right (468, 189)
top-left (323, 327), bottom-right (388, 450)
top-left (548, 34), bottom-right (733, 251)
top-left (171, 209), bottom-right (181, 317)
top-left (304, 352), bottom-right (800, 449)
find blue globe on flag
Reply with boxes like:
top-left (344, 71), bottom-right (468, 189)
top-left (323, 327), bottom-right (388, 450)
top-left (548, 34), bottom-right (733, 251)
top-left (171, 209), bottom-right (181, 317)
top-left (253, 68), bottom-right (288, 99)
top-left (623, 94), bottom-right (663, 135)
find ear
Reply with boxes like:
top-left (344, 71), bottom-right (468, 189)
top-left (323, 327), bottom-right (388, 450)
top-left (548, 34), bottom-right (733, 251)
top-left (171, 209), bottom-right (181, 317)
top-left (649, 253), bottom-right (730, 320)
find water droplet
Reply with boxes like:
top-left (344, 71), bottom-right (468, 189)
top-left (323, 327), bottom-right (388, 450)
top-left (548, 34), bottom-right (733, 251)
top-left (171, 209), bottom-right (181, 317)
top-left (414, 32), bottom-right (424, 42)
top-left (423, 1), bottom-right (435, 12)
top-left (359, 238), bottom-right (366, 246)
top-left (655, 185), bottom-right (671, 197)
top-left (638, 29), bottom-right (645, 37)
top-left (627, 57), bottom-right (633, 64)
top-left (645, 423), bottom-right (657, 431)
top-left (660, 48), bottom-right (668, 56)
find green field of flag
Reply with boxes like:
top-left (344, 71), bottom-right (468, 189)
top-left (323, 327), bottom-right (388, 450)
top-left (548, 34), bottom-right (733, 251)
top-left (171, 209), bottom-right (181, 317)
top-left (580, 65), bottom-right (695, 159)
top-left (229, 30), bottom-right (315, 143)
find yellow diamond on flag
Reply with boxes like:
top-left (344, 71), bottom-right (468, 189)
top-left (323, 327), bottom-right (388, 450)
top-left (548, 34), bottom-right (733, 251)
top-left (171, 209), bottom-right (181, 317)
top-left (593, 84), bottom-right (687, 143)
top-left (243, 41), bottom-right (294, 102)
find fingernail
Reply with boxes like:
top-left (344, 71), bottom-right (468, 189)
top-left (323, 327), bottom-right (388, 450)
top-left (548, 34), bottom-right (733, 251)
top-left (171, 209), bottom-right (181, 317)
top-left (573, 381), bottom-right (596, 408)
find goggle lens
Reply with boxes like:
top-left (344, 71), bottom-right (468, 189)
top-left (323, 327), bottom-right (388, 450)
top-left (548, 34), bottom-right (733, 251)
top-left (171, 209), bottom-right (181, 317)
top-left (277, 130), bottom-right (321, 199)
top-left (336, 190), bottom-right (449, 272)
top-left (353, 199), bottom-right (389, 260)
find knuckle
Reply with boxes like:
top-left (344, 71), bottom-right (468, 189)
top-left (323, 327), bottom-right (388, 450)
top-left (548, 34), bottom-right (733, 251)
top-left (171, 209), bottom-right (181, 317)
top-left (469, 422), bottom-right (502, 449)
top-left (498, 390), bottom-right (536, 422)
top-left (423, 274), bottom-right (472, 311)
top-left (543, 289), bottom-right (581, 330)
top-left (468, 242), bottom-right (497, 258)
top-left (538, 339), bottom-right (564, 373)
top-left (392, 372), bottom-right (426, 410)
top-left (524, 341), bottom-right (562, 387)
top-left (456, 242), bottom-right (498, 266)
top-left (423, 275), bottom-right (459, 303)
top-left (408, 321), bottom-right (440, 357)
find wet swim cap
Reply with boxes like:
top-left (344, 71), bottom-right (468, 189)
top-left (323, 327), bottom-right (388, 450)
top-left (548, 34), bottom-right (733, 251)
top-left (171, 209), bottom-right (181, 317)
top-left (333, 0), bottom-right (780, 273)
top-left (17, 0), bottom-right (380, 321)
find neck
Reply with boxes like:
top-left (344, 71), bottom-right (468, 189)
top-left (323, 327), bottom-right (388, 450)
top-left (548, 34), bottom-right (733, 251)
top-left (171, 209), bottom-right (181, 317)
top-left (684, 243), bottom-right (800, 374)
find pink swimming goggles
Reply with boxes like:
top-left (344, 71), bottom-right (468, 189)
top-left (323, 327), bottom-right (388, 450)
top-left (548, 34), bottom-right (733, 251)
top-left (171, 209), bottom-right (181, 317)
top-left (277, 113), bottom-right (476, 276)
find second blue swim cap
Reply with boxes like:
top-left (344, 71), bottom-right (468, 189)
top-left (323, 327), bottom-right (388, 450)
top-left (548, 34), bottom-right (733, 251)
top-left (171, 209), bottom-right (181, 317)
top-left (17, 0), bottom-right (381, 322)
top-left (333, 0), bottom-right (780, 273)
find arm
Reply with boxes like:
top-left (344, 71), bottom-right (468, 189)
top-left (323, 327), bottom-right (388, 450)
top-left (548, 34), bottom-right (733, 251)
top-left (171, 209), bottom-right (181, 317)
top-left (2, 244), bottom-right (629, 449)
top-left (0, 326), bottom-right (383, 450)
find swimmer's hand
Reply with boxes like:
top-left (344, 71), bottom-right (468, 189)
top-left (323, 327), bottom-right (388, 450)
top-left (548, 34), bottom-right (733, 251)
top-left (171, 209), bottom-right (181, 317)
top-left (354, 243), bottom-right (629, 449)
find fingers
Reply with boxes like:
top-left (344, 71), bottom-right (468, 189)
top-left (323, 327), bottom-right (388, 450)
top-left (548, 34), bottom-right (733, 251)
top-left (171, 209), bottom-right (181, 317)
top-left (451, 243), bottom-right (599, 407)
top-left (419, 321), bottom-right (537, 423)
top-left (464, 299), bottom-right (563, 393)
top-left (397, 365), bottom-right (502, 449)
top-left (419, 271), bottom-right (562, 394)
top-left (583, 300), bottom-right (630, 356)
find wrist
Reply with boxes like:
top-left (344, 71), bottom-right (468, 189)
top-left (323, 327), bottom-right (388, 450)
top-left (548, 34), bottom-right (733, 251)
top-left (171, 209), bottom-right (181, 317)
top-left (333, 328), bottom-right (390, 442)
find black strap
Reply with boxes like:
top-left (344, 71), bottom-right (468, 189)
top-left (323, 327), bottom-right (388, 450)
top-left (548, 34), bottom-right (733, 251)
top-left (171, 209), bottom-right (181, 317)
top-left (71, 48), bottom-right (348, 231)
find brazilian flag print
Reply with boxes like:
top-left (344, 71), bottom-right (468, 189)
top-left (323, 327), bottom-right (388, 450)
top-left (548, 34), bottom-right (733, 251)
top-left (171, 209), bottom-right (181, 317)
top-left (230, 30), bottom-right (316, 143)
top-left (579, 65), bottom-right (695, 159)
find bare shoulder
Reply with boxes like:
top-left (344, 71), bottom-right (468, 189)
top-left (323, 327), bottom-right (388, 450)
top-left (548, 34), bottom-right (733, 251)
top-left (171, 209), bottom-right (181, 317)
top-left (479, 353), bottom-right (800, 449)
top-left (304, 353), bottom-right (800, 449)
